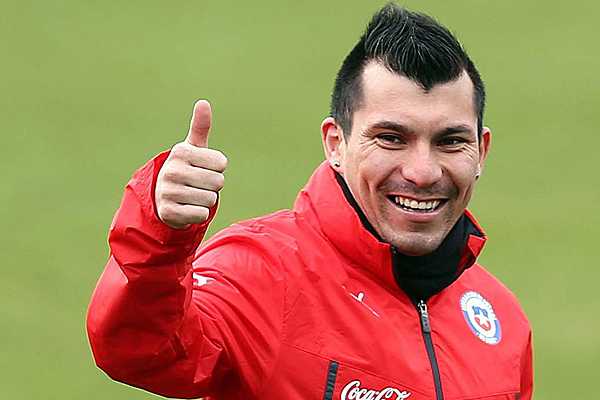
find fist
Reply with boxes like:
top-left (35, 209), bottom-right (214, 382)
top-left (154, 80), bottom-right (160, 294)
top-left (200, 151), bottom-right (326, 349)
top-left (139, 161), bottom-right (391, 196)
top-left (155, 100), bottom-right (228, 229)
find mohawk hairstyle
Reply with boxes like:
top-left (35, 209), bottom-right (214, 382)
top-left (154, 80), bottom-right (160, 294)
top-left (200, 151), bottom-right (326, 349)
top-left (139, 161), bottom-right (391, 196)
top-left (330, 3), bottom-right (486, 138)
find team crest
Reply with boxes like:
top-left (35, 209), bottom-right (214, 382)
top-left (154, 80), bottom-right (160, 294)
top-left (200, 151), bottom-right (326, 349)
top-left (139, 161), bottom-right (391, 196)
top-left (460, 291), bottom-right (501, 345)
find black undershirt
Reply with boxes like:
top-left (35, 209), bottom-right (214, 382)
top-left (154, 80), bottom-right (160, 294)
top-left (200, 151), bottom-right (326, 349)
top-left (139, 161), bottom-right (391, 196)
top-left (334, 173), bottom-right (478, 302)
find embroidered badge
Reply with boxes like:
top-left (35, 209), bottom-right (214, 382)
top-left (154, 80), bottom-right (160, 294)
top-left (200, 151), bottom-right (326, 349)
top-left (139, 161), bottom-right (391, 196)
top-left (460, 291), bottom-right (502, 345)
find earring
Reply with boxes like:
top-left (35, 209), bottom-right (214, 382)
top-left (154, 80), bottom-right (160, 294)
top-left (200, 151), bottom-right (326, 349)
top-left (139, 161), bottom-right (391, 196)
top-left (332, 160), bottom-right (340, 168)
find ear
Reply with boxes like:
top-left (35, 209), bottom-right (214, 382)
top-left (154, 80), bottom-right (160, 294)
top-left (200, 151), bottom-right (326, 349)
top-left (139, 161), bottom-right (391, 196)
top-left (476, 127), bottom-right (492, 178)
top-left (321, 117), bottom-right (345, 173)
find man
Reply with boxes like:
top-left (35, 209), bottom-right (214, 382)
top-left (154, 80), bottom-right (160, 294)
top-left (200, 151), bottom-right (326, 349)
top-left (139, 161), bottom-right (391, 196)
top-left (87, 4), bottom-right (533, 400)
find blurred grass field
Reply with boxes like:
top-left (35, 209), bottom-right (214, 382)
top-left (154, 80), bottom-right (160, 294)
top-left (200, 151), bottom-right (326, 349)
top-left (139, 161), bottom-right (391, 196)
top-left (1, 0), bottom-right (598, 398)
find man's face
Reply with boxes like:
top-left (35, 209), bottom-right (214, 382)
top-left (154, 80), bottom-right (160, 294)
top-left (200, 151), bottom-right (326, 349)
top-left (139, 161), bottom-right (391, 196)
top-left (322, 62), bottom-right (491, 256)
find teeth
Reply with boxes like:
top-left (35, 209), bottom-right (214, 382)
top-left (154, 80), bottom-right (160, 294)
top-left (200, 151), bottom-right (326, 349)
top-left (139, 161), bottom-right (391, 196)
top-left (393, 196), bottom-right (442, 211)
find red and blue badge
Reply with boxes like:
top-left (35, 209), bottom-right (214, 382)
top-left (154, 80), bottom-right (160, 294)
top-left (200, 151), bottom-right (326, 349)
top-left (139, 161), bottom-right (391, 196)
top-left (460, 291), bottom-right (502, 345)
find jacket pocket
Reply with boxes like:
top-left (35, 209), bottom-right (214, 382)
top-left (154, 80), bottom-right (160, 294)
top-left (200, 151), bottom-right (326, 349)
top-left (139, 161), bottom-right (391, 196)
top-left (323, 359), bottom-right (428, 400)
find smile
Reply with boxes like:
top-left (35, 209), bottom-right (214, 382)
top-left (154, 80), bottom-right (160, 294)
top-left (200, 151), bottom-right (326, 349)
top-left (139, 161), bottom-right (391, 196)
top-left (388, 195), bottom-right (445, 213)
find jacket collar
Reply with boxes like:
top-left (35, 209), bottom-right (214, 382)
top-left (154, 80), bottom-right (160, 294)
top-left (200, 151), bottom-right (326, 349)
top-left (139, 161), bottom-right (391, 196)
top-left (294, 161), bottom-right (487, 295)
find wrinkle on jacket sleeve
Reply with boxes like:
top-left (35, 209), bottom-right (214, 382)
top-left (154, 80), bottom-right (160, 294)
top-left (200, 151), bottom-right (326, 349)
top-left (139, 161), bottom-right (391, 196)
top-left (86, 152), bottom-right (285, 399)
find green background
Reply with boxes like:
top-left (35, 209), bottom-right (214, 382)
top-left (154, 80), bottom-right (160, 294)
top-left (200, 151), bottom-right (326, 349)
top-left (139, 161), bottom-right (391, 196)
top-left (2, 0), bottom-right (598, 398)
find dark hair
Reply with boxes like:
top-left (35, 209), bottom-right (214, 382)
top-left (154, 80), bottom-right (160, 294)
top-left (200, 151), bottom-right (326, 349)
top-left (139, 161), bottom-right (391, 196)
top-left (330, 3), bottom-right (486, 138)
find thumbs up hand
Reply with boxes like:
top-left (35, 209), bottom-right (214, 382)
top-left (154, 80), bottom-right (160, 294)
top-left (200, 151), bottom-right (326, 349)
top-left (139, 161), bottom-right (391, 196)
top-left (155, 100), bottom-right (228, 229)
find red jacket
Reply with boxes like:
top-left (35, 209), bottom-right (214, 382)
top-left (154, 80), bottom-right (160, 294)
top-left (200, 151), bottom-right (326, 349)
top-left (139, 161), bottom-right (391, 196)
top-left (87, 152), bottom-right (533, 400)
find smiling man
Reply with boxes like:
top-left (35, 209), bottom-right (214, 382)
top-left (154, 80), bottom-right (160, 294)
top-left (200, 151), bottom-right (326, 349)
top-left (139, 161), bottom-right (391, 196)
top-left (88, 4), bottom-right (533, 400)
top-left (323, 64), bottom-right (489, 257)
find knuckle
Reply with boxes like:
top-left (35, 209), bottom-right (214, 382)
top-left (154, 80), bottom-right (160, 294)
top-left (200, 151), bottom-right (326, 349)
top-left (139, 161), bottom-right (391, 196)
top-left (158, 204), bottom-right (174, 221)
top-left (214, 151), bottom-right (228, 171)
top-left (202, 148), bottom-right (227, 171)
top-left (171, 143), bottom-right (191, 159)
top-left (155, 190), bottom-right (166, 204)
top-left (198, 207), bottom-right (210, 221)
top-left (163, 167), bottom-right (182, 182)
top-left (170, 143), bottom-right (185, 157)
top-left (189, 207), bottom-right (210, 224)
top-left (162, 186), bottom-right (181, 202)
top-left (213, 173), bottom-right (225, 190)
top-left (205, 191), bottom-right (218, 207)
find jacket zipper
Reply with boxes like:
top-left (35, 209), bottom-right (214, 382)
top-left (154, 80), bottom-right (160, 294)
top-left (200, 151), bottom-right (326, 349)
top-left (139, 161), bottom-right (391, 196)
top-left (417, 299), bottom-right (444, 400)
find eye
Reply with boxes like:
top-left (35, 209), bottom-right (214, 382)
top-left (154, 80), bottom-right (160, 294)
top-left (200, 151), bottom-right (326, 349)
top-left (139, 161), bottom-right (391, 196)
top-left (438, 136), bottom-right (468, 149)
top-left (376, 133), bottom-right (406, 148)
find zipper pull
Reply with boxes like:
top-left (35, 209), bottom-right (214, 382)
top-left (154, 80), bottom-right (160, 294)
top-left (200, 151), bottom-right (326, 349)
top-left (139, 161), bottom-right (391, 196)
top-left (417, 300), bottom-right (431, 333)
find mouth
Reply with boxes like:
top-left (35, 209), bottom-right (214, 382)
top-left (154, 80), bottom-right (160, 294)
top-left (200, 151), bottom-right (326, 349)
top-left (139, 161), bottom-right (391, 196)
top-left (387, 195), bottom-right (447, 214)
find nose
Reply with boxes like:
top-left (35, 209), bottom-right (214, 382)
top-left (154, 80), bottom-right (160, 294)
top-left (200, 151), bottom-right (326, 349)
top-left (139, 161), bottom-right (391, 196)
top-left (400, 145), bottom-right (443, 188)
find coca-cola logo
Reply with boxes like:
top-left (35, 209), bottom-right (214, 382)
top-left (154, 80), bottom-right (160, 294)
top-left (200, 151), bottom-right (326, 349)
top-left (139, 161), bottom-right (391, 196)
top-left (340, 379), bottom-right (411, 400)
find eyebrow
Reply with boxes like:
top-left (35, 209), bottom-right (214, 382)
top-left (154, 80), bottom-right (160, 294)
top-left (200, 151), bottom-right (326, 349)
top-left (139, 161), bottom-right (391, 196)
top-left (437, 124), bottom-right (475, 136)
top-left (435, 124), bottom-right (475, 137)
top-left (365, 120), bottom-right (411, 134)
top-left (365, 120), bottom-right (475, 136)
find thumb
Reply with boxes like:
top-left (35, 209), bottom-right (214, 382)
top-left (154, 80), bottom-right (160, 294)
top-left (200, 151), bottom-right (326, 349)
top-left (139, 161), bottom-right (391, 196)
top-left (185, 99), bottom-right (212, 147)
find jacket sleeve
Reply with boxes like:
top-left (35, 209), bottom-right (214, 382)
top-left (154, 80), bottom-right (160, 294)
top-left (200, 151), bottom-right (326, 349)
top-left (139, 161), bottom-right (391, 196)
top-left (520, 330), bottom-right (534, 400)
top-left (86, 152), bottom-right (284, 399)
